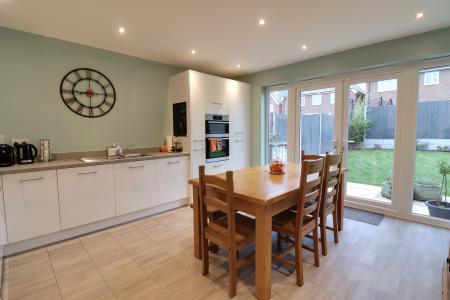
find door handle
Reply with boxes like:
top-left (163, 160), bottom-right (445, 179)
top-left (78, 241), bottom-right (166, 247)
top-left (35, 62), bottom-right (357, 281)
top-left (20, 177), bottom-right (44, 183)
top-left (78, 171), bottom-right (98, 175)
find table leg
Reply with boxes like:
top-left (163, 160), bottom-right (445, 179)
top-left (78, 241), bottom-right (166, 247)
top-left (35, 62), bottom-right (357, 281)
top-left (192, 186), bottom-right (202, 259)
top-left (255, 206), bottom-right (272, 300)
top-left (337, 173), bottom-right (344, 231)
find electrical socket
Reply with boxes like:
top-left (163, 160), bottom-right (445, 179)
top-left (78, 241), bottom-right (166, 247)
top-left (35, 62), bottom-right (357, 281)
top-left (11, 138), bottom-right (29, 145)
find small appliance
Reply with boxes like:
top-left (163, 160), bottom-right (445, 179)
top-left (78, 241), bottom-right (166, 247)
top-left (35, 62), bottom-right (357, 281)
top-left (40, 138), bottom-right (54, 162)
top-left (0, 144), bottom-right (15, 167)
top-left (14, 142), bottom-right (38, 164)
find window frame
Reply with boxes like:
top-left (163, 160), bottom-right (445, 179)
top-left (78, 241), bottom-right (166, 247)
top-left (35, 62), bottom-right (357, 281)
top-left (377, 79), bottom-right (397, 92)
top-left (311, 94), bottom-right (322, 105)
top-left (423, 71), bottom-right (439, 85)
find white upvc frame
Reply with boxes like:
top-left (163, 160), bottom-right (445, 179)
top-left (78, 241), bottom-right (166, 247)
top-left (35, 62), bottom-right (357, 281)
top-left (264, 56), bottom-right (450, 229)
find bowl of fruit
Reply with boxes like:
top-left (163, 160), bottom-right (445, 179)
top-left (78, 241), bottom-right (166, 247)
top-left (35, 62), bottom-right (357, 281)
top-left (269, 160), bottom-right (285, 175)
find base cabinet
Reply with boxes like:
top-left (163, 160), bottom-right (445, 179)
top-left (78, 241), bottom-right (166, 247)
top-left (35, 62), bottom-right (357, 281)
top-left (114, 160), bottom-right (158, 215)
top-left (2, 171), bottom-right (60, 243)
top-left (205, 160), bottom-right (230, 175)
top-left (157, 156), bottom-right (189, 205)
top-left (57, 165), bottom-right (115, 230)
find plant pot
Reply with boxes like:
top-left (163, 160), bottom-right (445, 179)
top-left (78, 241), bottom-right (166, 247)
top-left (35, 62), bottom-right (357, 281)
top-left (413, 182), bottom-right (441, 201)
top-left (425, 200), bottom-right (450, 220)
top-left (381, 181), bottom-right (392, 199)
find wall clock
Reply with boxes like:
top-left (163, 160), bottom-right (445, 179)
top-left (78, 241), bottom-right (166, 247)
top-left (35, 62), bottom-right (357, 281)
top-left (60, 68), bottom-right (116, 118)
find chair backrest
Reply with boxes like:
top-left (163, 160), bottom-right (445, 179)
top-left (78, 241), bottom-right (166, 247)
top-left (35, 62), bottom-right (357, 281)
top-left (301, 150), bottom-right (322, 161)
top-left (320, 153), bottom-right (343, 210)
top-left (296, 158), bottom-right (325, 232)
top-left (198, 165), bottom-right (236, 249)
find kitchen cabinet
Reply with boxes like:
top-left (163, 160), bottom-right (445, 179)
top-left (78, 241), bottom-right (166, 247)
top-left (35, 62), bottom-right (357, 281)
top-left (2, 170), bottom-right (60, 243)
top-left (157, 156), bottom-right (189, 205)
top-left (114, 160), bottom-right (158, 215)
top-left (190, 71), bottom-right (229, 116)
top-left (58, 164), bottom-right (115, 229)
top-left (229, 80), bottom-right (251, 170)
top-left (205, 160), bottom-right (231, 175)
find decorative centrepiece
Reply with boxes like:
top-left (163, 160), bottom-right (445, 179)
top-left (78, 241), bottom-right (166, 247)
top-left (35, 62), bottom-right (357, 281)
top-left (60, 68), bottom-right (116, 118)
top-left (269, 160), bottom-right (285, 175)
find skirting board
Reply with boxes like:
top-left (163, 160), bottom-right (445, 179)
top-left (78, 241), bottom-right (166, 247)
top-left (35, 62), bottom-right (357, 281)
top-left (4, 198), bottom-right (189, 256)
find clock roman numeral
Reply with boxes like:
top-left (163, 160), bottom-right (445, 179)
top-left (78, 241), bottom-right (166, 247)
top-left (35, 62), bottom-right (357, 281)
top-left (104, 101), bottom-right (113, 108)
top-left (103, 83), bottom-right (111, 89)
top-left (64, 78), bottom-right (74, 85)
top-left (88, 107), bottom-right (94, 117)
top-left (86, 70), bottom-right (92, 79)
top-left (76, 104), bottom-right (84, 114)
top-left (74, 71), bottom-right (82, 80)
top-left (98, 106), bottom-right (105, 115)
top-left (106, 93), bottom-right (114, 98)
top-left (64, 98), bottom-right (77, 106)
top-left (61, 89), bottom-right (72, 94)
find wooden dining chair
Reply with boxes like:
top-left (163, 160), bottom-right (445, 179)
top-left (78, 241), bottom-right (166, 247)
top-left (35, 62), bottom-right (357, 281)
top-left (198, 165), bottom-right (255, 298)
top-left (272, 158), bottom-right (325, 287)
top-left (319, 153), bottom-right (343, 256)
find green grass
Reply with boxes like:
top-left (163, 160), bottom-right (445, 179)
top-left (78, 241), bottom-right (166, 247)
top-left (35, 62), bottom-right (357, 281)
top-left (348, 149), bottom-right (450, 196)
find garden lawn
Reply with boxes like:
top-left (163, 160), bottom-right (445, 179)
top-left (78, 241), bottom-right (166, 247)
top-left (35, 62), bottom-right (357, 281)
top-left (347, 149), bottom-right (450, 196)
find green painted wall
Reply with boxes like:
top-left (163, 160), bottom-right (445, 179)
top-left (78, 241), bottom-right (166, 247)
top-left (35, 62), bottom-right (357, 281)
top-left (236, 27), bottom-right (450, 166)
top-left (0, 27), bottom-right (184, 153)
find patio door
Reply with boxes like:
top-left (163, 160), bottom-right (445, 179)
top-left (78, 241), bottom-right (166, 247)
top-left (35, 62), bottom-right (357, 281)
top-left (294, 81), bottom-right (344, 162)
top-left (342, 73), bottom-right (401, 209)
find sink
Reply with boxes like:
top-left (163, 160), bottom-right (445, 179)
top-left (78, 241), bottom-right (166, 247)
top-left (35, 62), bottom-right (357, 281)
top-left (123, 153), bottom-right (145, 158)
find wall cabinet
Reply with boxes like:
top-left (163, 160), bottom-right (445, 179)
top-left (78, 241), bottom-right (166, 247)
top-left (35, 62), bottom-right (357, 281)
top-left (114, 160), bottom-right (157, 215)
top-left (2, 170), bottom-right (60, 243)
top-left (57, 164), bottom-right (115, 229)
top-left (156, 156), bottom-right (189, 205)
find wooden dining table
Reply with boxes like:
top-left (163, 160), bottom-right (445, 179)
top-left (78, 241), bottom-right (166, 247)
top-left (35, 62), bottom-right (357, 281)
top-left (188, 163), bottom-right (347, 300)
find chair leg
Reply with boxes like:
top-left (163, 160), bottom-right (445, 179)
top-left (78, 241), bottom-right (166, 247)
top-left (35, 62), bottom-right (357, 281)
top-left (295, 237), bottom-right (304, 287)
top-left (228, 250), bottom-right (237, 298)
top-left (201, 237), bottom-right (209, 276)
top-left (313, 227), bottom-right (320, 267)
top-left (332, 210), bottom-right (339, 243)
top-left (277, 232), bottom-right (282, 251)
top-left (320, 214), bottom-right (328, 256)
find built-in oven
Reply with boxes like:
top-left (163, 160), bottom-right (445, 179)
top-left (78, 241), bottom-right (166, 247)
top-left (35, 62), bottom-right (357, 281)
top-left (205, 114), bottom-right (230, 162)
top-left (205, 114), bottom-right (229, 135)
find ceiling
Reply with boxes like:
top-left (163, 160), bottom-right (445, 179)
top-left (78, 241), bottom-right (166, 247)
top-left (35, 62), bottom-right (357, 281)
top-left (1, 0), bottom-right (450, 77)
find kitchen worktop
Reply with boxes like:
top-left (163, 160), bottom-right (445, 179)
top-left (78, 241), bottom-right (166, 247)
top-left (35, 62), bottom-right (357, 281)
top-left (0, 151), bottom-right (189, 175)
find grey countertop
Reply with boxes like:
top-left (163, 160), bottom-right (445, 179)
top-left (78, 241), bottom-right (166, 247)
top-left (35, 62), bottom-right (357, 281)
top-left (0, 151), bottom-right (189, 175)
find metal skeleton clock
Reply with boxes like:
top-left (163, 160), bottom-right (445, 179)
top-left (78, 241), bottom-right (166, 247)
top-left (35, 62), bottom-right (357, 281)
top-left (60, 68), bottom-right (116, 118)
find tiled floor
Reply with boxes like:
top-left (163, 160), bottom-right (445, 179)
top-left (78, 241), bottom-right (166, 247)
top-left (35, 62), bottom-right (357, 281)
top-left (1, 206), bottom-right (449, 300)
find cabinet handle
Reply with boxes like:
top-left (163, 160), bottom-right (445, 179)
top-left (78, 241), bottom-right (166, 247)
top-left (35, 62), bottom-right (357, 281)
top-left (168, 161), bottom-right (180, 165)
top-left (193, 139), bottom-right (204, 142)
top-left (20, 177), bottom-right (43, 183)
top-left (213, 164), bottom-right (223, 168)
top-left (193, 149), bottom-right (204, 152)
top-left (212, 102), bottom-right (222, 106)
top-left (235, 139), bottom-right (244, 142)
top-left (235, 131), bottom-right (244, 134)
top-left (129, 165), bottom-right (144, 169)
top-left (78, 171), bottom-right (98, 176)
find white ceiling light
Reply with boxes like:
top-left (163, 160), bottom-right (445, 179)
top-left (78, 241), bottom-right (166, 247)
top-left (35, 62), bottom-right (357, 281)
top-left (301, 45), bottom-right (308, 50)
top-left (416, 12), bottom-right (425, 19)
top-left (118, 27), bottom-right (125, 34)
top-left (191, 49), bottom-right (196, 54)
top-left (258, 19), bottom-right (265, 26)
top-left (237, 64), bottom-right (241, 68)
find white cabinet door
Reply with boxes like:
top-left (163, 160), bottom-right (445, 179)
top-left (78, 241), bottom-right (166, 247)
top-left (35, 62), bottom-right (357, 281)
top-left (114, 160), bottom-right (158, 215)
top-left (205, 160), bottom-right (231, 175)
top-left (58, 165), bottom-right (115, 229)
top-left (190, 71), bottom-right (229, 117)
top-left (2, 171), bottom-right (60, 243)
top-left (0, 177), bottom-right (6, 246)
top-left (229, 80), bottom-right (251, 170)
top-left (157, 156), bottom-right (189, 205)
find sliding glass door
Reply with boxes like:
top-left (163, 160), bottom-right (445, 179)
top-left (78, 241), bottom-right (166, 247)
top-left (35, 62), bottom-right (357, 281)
top-left (266, 87), bottom-right (289, 162)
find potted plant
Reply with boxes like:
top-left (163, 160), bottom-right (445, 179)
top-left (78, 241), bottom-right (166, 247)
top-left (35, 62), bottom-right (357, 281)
top-left (425, 159), bottom-right (450, 219)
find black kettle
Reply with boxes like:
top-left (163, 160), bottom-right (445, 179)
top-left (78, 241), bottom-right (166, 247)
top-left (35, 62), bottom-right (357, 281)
top-left (14, 142), bottom-right (38, 164)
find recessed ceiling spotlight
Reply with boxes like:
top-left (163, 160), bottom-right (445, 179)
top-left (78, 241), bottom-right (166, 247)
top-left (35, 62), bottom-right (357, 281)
top-left (237, 64), bottom-right (241, 69)
top-left (416, 12), bottom-right (425, 19)
top-left (301, 45), bottom-right (308, 50)
top-left (259, 19), bottom-right (265, 26)
top-left (191, 49), bottom-right (196, 55)
top-left (118, 27), bottom-right (125, 34)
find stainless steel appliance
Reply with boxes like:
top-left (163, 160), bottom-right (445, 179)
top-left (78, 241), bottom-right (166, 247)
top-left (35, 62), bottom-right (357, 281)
top-left (205, 114), bottom-right (229, 162)
top-left (0, 144), bottom-right (15, 167)
top-left (14, 142), bottom-right (38, 164)
top-left (40, 138), bottom-right (54, 162)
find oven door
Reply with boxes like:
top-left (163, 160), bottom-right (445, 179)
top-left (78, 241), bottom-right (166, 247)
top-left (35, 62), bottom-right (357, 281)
top-left (205, 137), bottom-right (229, 162)
top-left (205, 121), bottom-right (229, 135)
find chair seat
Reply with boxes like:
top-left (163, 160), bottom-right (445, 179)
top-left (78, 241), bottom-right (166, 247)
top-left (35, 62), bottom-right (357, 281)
top-left (272, 210), bottom-right (315, 236)
top-left (205, 214), bottom-right (255, 249)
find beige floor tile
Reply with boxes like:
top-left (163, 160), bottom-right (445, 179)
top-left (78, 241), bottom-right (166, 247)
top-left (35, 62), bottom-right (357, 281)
top-left (99, 256), bottom-right (149, 294)
top-left (132, 216), bottom-right (160, 231)
top-left (112, 229), bottom-right (148, 247)
top-left (81, 232), bottom-right (128, 267)
top-left (47, 238), bottom-right (80, 252)
top-left (48, 242), bottom-right (90, 271)
top-left (107, 223), bottom-right (136, 237)
top-left (115, 278), bottom-right (171, 300)
top-left (9, 278), bottom-right (61, 300)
